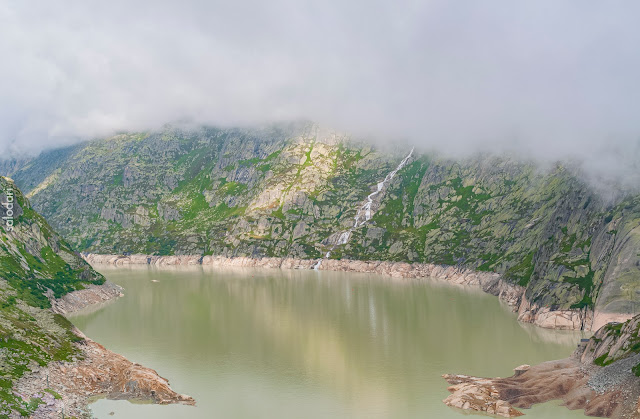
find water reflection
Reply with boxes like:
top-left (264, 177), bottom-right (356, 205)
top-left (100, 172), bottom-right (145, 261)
top-left (72, 266), bottom-right (586, 419)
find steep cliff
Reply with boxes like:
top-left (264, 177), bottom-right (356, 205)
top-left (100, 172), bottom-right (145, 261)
top-left (0, 176), bottom-right (191, 417)
top-left (0, 177), bottom-right (105, 308)
top-left (5, 123), bottom-right (640, 328)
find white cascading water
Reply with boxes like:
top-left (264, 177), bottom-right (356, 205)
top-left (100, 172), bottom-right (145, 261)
top-left (313, 148), bottom-right (414, 270)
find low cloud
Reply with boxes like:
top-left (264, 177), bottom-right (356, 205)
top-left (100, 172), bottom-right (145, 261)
top-left (1, 1), bottom-right (639, 185)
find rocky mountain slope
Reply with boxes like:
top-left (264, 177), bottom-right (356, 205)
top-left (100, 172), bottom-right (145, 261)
top-left (5, 123), bottom-right (640, 329)
top-left (0, 176), bottom-right (192, 417)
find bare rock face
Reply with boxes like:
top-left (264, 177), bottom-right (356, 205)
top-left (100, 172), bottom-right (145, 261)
top-left (442, 374), bottom-right (524, 417)
top-left (580, 315), bottom-right (640, 365)
top-left (517, 295), bottom-right (595, 330)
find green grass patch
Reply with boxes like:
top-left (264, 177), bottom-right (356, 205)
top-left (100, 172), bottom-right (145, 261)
top-left (505, 251), bottom-right (535, 286)
top-left (593, 353), bottom-right (614, 367)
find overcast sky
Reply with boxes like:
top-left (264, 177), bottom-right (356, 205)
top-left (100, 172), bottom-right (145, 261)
top-left (1, 0), bottom-right (640, 181)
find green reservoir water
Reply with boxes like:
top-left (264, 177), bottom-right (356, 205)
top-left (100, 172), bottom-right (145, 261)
top-left (71, 266), bottom-right (587, 418)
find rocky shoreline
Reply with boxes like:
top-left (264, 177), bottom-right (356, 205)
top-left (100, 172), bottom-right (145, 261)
top-left (442, 357), bottom-right (639, 418)
top-left (14, 282), bottom-right (194, 418)
top-left (82, 253), bottom-right (633, 331)
top-left (442, 317), bottom-right (640, 418)
top-left (51, 281), bottom-right (125, 315)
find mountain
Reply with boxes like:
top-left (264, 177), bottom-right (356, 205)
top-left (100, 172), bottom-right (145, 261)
top-left (0, 176), bottom-right (192, 417)
top-left (0, 177), bottom-right (104, 308)
top-left (5, 123), bottom-right (640, 329)
top-left (0, 175), bottom-right (103, 415)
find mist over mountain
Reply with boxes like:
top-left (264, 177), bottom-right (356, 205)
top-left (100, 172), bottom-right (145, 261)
top-left (1, 1), bottom-right (640, 185)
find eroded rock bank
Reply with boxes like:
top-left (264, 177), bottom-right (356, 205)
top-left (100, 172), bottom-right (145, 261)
top-left (0, 177), bottom-right (194, 417)
top-left (13, 282), bottom-right (194, 418)
top-left (15, 332), bottom-right (195, 418)
top-left (82, 253), bottom-right (634, 331)
top-left (443, 315), bottom-right (640, 418)
top-left (442, 359), bottom-right (637, 418)
top-left (51, 281), bottom-right (124, 315)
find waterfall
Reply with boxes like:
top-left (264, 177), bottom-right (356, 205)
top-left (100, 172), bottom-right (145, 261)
top-left (312, 148), bottom-right (414, 270)
top-left (353, 149), bottom-right (414, 228)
